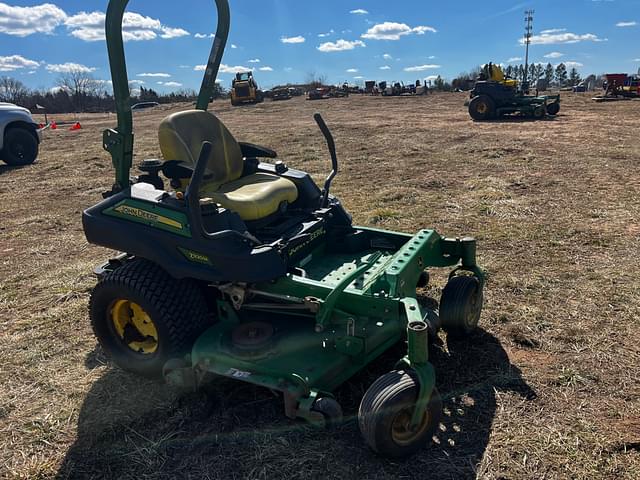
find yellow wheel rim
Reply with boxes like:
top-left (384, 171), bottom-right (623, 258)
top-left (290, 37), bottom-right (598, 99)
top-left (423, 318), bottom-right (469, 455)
top-left (476, 102), bottom-right (488, 114)
top-left (110, 299), bottom-right (159, 354)
top-left (391, 406), bottom-right (431, 447)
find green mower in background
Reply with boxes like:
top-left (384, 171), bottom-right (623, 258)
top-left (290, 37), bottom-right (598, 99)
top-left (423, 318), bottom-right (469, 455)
top-left (83, 0), bottom-right (485, 457)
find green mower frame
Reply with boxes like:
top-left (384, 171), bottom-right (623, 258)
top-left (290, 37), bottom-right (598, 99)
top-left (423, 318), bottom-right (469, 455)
top-left (84, 0), bottom-right (485, 457)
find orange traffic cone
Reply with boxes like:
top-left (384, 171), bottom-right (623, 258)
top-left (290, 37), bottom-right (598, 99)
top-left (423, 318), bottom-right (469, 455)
top-left (50, 121), bottom-right (57, 130)
top-left (70, 122), bottom-right (82, 131)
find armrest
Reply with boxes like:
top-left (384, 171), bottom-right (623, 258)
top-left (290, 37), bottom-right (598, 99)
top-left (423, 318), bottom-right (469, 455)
top-left (161, 160), bottom-right (194, 180)
top-left (239, 142), bottom-right (277, 159)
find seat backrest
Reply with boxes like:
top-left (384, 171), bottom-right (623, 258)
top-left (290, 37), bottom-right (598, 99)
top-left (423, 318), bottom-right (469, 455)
top-left (158, 110), bottom-right (243, 188)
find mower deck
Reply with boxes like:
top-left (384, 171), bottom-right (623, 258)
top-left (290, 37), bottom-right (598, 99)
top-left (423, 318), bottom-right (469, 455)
top-left (178, 228), bottom-right (480, 423)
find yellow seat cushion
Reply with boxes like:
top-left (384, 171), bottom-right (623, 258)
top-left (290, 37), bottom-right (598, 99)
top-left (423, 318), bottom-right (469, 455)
top-left (202, 173), bottom-right (298, 221)
top-left (158, 110), bottom-right (298, 221)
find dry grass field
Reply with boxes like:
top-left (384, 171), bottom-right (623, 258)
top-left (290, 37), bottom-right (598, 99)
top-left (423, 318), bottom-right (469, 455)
top-left (1, 92), bottom-right (639, 479)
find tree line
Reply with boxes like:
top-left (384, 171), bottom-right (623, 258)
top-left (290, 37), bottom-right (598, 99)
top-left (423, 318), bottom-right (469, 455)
top-left (0, 68), bottom-right (226, 114)
top-left (449, 62), bottom-right (602, 91)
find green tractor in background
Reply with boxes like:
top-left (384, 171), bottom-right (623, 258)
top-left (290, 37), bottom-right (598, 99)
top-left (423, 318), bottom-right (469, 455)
top-left (83, 0), bottom-right (485, 458)
top-left (468, 63), bottom-right (561, 121)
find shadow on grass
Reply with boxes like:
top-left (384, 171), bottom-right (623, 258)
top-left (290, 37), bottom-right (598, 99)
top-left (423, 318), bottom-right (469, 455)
top-left (57, 330), bottom-right (534, 480)
top-left (472, 115), bottom-right (560, 124)
top-left (0, 163), bottom-right (33, 175)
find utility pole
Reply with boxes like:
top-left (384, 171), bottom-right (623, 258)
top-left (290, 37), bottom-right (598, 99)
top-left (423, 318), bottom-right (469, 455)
top-left (523, 9), bottom-right (534, 92)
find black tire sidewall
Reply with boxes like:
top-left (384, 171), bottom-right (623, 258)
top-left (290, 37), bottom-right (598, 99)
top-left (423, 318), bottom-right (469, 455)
top-left (440, 276), bottom-right (483, 337)
top-left (90, 281), bottom-right (173, 377)
top-left (469, 95), bottom-right (494, 121)
top-left (4, 128), bottom-right (38, 166)
top-left (547, 102), bottom-right (560, 115)
top-left (359, 371), bottom-right (442, 457)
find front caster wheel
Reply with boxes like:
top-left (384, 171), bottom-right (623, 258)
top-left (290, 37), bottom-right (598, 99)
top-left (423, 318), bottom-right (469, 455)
top-left (358, 370), bottom-right (442, 457)
top-left (546, 101), bottom-right (560, 116)
top-left (440, 275), bottom-right (483, 339)
top-left (312, 397), bottom-right (343, 428)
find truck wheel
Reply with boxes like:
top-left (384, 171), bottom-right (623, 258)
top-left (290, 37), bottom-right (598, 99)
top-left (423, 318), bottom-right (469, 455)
top-left (89, 259), bottom-right (211, 378)
top-left (547, 101), bottom-right (560, 115)
top-left (468, 95), bottom-right (495, 121)
top-left (359, 370), bottom-right (442, 457)
top-left (440, 275), bottom-right (483, 339)
top-left (3, 127), bottom-right (39, 166)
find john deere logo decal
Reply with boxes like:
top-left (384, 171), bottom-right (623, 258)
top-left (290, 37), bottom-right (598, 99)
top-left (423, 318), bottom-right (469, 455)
top-left (114, 204), bottom-right (183, 230)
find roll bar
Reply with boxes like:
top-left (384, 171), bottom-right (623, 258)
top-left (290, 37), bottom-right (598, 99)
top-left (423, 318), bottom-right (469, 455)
top-left (104, 0), bottom-right (230, 191)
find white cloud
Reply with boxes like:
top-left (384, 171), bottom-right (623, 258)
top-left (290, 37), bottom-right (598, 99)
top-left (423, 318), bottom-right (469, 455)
top-left (160, 26), bottom-right (189, 39)
top-left (65, 10), bottom-right (189, 42)
top-left (507, 57), bottom-right (523, 62)
top-left (412, 26), bottom-right (436, 35)
top-left (522, 31), bottom-right (605, 45)
top-left (428, 55), bottom-right (436, 59)
top-left (258, 66), bottom-right (273, 71)
top-left (46, 62), bottom-right (96, 73)
top-left (318, 29), bottom-right (334, 38)
top-left (634, 58), bottom-right (640, 62)
top-left (0, 2), bottom-right (66, 36)
top-left (540, 28), bottom-right (566, 34)
top-left (544, 51), bottom-right (564, 58)
top-left (616, 21), bottom-right (637, 27)
top-left (195, 64), bottom-right (252, 73)
top-left (564, 61), bottom-right (584, 68)
top-left (362, 22), bottom-right (436, 41)
top-left (317, 39), bottom-right (365, 52)
top-left (383, 53), bottom-right (392, 60)
top-left (281, 35), bottom-right (305, 44)
top-left (350, 9), bottom-right (368, 14)
top-left (128, 80), bottom-right (143, 85)
top-left (353, 76), bottom-right (364, 79)
top-left (404, 64), bottom-right (441, 72)
top-left (160, 81), bottom-right (183, 87)
top-left (137, 72), bottom-right (171, 77)
top-left (194, 33), bottom-right (214, 38)
top-left (0, 54), bottom-right (39, 72)
top-left (231, 44), bottom-right (238, 49)
top-left (346, 68), bottom-right (358, 73)
top-left (248, 58), bottom-right (261, 63)
top-left (380, 65), bottom-right (391, 70)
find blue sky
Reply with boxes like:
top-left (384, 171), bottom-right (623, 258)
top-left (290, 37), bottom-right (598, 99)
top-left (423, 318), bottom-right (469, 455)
top-left (1, 0), bottom-right (639, 92)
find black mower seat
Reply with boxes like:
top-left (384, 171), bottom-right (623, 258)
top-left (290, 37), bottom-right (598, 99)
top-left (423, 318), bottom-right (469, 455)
top-left (158, 110), bottom-right (298, 221)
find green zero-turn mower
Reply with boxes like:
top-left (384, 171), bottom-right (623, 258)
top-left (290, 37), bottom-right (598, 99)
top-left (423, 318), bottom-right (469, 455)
top-left (84, 0), bottom-right (485, 457)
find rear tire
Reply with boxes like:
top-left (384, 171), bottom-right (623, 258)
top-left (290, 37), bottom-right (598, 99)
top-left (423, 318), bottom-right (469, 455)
top-left (3, 128), bottom-right (38, 166)
top-left (359, 370), bottom-right (442, 457)
top-left (468, 95), bottom-right (495, 121)
top-left (89, 259), bottom-right (211, 378)
top-left (440, 275), bottom-right (483, 339)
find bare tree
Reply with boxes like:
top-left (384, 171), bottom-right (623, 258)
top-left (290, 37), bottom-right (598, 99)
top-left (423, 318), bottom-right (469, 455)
top-left (58, 68), bottom-right (100, 112)
top-left (0, 76), bottom-right (29, 105)
top-left (305, 71), bottom-right (328, 88)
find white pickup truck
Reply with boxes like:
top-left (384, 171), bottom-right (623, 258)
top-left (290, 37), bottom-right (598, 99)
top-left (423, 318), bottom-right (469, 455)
top-left (0, 102), bottom-right (42, 166)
